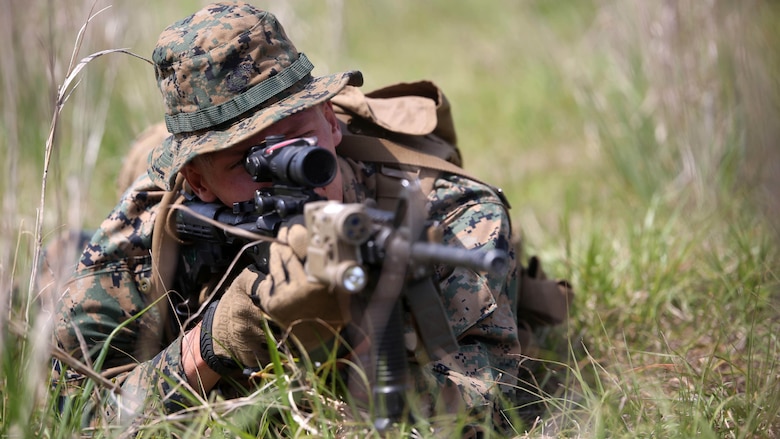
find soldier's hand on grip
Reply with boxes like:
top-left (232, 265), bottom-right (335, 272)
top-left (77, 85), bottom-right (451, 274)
top-left (258, 220), bottom-right (349, 353)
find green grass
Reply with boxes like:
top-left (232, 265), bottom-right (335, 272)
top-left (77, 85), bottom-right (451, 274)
top-left (2, 0), bottom-right (779, 437)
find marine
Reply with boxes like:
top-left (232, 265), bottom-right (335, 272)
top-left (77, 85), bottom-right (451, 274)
top-left (49, 3), bottom-right (548, 436)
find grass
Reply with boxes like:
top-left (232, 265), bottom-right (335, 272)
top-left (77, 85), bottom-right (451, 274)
top-left (2, 0), bottom-right (779, 437)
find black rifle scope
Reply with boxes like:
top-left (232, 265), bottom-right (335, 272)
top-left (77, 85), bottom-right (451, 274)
top-left (244, 135), bottom-right (337, 188)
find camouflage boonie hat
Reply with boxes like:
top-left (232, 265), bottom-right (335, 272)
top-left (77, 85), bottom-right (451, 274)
top-left (148, 2), bottom-right (363, 190)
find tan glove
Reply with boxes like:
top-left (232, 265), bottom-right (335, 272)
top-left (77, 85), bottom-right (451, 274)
top-left (257, 220), bottom-right (350, 351)
top-left (200, 221), bottom-right (349, 374)
top-left (199, 265), bottom-right (271, 375)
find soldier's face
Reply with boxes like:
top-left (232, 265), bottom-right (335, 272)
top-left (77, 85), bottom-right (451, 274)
top-left (182, 102), bottom-right (344, 205)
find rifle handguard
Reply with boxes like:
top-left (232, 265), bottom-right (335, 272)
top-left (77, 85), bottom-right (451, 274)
top-left (304, 200), bottom-right (508, 294)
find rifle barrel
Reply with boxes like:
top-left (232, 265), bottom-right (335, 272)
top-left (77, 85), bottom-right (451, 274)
top-left (409, 242), bottom-right (508, 275)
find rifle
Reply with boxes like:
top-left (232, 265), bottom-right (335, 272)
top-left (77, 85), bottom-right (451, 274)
top-left (175, 136), bottom-right (508, 430)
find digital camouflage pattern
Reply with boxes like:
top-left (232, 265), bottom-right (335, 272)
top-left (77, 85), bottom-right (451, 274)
top-left (53, 153), bottom-right (521, 432)
top-left (55, 175), bottom-right (163, 369)
top-left (149, 2), bottom-right (362, 191)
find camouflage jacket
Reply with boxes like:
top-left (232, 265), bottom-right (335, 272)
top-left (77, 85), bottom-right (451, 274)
top-left (53, 151), bottom-right (521, 431)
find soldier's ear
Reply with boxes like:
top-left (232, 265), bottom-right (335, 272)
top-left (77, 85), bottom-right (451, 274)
top-left (321, 101), bottom-right (342, 145)
top-left (180, 164), bottom-right (217, 202)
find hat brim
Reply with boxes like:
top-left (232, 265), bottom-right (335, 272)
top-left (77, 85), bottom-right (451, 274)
top-left (148, 70), bottom-right (362, 191)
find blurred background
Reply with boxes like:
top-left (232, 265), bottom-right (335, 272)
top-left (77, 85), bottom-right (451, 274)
top-left (2, 0), bottom-right (778, 242)
top-left (1, 0), bottom-right (778, 436)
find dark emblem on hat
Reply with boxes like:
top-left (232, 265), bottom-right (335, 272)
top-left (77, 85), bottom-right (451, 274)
top-left (225, 61), bottom-right (254, 93)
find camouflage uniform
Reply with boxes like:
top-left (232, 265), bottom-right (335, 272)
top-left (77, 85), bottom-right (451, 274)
top-left (54, 156), bottom-right (520, 424)
top-left (52, 2), bottom-right (522, 434)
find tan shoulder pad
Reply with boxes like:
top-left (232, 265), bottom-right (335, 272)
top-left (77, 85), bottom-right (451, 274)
top-left (117, 122), bottom-right (170, 196)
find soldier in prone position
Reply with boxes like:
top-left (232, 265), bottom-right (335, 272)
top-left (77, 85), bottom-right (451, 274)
top-left (51, 2), bottom-right (523, 436)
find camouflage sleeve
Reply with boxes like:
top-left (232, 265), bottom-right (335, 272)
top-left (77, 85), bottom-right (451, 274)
top-left (52, 175), bottom-right (193, 426)
top-left (110, 336), bottom-right (190, 422)
top-left (53, 335), bottom-right (190, 428)
top-left (410, 174), bottom-right (522, 432)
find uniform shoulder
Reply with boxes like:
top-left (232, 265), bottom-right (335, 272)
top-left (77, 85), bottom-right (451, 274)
top-left (432, 173), bottom-right (508, 207)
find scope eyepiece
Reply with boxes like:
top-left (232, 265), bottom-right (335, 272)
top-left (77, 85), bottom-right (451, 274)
top-left (244, 136), bottom-right (337, 188)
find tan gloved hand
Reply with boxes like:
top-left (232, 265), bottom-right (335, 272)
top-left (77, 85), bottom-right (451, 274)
top-left (257, 220), bottom-right (349, 351)
top-left (200, 265), bottom-right (271, 375)
top-left (200, 220), bottom-right (349, 373)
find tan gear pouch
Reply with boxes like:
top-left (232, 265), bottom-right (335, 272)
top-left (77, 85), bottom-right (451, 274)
top-left (331, 80), bottom-right (462, 166)
top-left (518, 256), bottom-right (574, 327)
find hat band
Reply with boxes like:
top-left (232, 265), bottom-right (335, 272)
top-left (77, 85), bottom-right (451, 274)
top-left (164, 53), bottom-right (315, 134)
